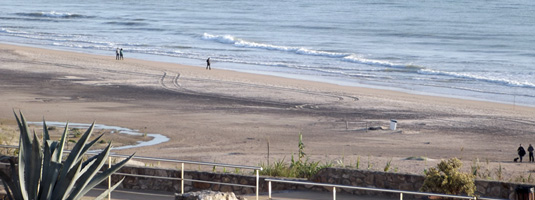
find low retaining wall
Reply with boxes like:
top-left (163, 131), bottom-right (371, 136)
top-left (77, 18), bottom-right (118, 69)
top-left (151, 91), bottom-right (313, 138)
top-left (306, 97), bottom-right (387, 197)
top-left (107, 166), bottom-right (533, 199)
top-left (107, 166), bottom-right (308, 195)
top-left (0, 159), bottom-right (530, 200)
top-left (311, 168), bottom-right (533, 199)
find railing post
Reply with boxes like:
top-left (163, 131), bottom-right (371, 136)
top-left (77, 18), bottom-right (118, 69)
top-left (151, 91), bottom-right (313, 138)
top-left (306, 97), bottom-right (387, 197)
top-left (333, 186), bottom-right (336, 200)
top-left (400, 192), bottom-right (403, 200)
top-left (268, 180), bottom-right (272, 200)
top-left (108, 157), bottom-right (111, 200)
top-left (181, 163), bottom-right (184, 194)
top-left (256, 169), bottom-right (259, 200)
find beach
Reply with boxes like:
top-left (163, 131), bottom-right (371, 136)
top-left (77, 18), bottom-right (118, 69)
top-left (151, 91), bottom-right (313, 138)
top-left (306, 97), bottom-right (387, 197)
top-left (1, 43), bottom-right (535, 179)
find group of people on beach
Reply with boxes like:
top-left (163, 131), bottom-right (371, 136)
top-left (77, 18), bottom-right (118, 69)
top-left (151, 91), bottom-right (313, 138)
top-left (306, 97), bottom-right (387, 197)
top-left (115, 48), bottom-right (124, 60)
top-left (516, 144), bottom-right (534, 162)
top-left (114, 48), bottom-right (210, 69)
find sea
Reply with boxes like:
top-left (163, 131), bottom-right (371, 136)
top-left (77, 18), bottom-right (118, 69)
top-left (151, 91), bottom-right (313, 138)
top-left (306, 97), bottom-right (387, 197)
top-left (1, 0), bottom-right (534, 107)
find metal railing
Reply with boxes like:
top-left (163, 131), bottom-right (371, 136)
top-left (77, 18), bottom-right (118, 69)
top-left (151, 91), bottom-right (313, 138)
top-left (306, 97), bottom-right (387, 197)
top-left (0, 145), bottom-right (262, 200)
top-left (1, 144), bottom-right (509, 200)
top-left (106, 153), bottom-right (262, 200)
top-left (265, 178), bottom-right (507, 200)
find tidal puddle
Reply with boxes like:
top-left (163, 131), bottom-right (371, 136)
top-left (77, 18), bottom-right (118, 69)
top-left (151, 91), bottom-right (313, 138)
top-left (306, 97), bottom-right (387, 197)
top-left (28, 121), bottom-right (169, 150)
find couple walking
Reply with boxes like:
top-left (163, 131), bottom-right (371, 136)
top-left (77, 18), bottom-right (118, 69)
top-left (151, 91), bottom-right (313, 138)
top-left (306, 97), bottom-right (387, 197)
top-left (115, 48), bottom-right (124, 60)
top-left (517, 144), bottom-right (534, 162)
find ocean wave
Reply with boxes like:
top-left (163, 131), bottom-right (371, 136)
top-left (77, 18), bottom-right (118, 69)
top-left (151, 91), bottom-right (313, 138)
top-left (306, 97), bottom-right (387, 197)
top-left (201, 33), bottom-right (416, 70)
top-left (202, 33), bottom-right (348, 58)
top-left (419, 69), bottom-right (535, 88)
top-left (105, 21), bottom-right (149, 26)
top-left (16, 11), bottom-right (89, 19)
top-left (0, 28), bottom-right (22, 34)
top-left (0, 28), bottom-right (117, 48)
top-left (341, 54), bottom-right (408, 68)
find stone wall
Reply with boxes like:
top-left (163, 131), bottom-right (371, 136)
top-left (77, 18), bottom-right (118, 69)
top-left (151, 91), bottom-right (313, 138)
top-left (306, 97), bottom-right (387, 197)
top-left (0, 160), bottom-right (530, 200)
top-left (311, 168), bottom-right (534, 200)
top-left (310, 168), bottom-right (425, 199)
top-left (106, 166), bottom-right (308, 194)
top-left (106, 166), bottom-right (535, 200)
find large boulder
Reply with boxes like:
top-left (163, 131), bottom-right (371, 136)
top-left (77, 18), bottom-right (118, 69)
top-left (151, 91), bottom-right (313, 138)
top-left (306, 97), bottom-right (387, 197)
top-left (175, 190), bottom-right (246, 200)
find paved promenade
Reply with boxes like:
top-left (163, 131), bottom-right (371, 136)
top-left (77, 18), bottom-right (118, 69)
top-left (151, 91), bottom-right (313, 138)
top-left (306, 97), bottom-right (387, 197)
top-left (85, 187), bottom-right (397, 200)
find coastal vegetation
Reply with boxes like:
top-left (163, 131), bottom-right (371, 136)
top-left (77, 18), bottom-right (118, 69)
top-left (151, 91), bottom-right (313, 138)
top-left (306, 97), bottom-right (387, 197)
top-left (260, 133), bottom-right (333, 178)
top-left (0, 112), bottom-right (133, 200)
top-left (258, 132), bottom-right (532, 187)
top-left (1, 117), bottom-right (534, 186)
top-left (420, 158), bottom-right (476, 196)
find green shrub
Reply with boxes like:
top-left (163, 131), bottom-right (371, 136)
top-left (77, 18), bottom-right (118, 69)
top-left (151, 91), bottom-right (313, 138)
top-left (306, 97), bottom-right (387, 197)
top-left (259, 133), bottom-right (332, 178)
top-left (420, 158), bottom-right (476, 196)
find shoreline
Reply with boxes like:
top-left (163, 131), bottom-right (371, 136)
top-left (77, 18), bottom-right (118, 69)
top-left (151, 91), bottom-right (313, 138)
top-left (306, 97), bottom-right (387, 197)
top-left (4, 42), bottom-right (532, 108)
top-left (1, 42), bottom-right (535, 179)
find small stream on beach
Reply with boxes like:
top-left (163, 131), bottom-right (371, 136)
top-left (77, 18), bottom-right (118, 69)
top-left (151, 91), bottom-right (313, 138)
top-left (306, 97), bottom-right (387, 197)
top-left (28, 121), bottom-right (169, 150)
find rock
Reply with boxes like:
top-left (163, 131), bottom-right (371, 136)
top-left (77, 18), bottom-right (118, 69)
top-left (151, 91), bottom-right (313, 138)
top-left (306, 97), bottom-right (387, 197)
top-left (175, 190), bottom-right (241, 200)
top-left (368, 126), bottom-right (383, 130)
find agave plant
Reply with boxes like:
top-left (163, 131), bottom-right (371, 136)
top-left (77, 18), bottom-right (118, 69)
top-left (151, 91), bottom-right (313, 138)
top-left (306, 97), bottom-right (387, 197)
top-left (0, 111), bottom-right (134, 200)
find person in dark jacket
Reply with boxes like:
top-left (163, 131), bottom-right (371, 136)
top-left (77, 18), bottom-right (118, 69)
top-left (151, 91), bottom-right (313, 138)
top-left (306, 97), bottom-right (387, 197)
top-left (528, 144), bottom-right (534, 162)
top-left (518, 144), bottom-right (526, 162)
top-left (115, 48), bottom-right (120, 60)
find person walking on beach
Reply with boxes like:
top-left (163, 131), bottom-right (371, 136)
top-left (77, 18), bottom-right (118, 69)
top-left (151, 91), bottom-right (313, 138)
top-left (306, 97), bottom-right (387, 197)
top-left (120, 48), bottom-right (124, 60)
top-left (518, 144), bottom-right (526, 162)
top-left (206, 57), bottom-right (211, 70)
top-left (116, 48), bottom-right (120, 60)
top-left (528, 144), bottom-right (534, 162)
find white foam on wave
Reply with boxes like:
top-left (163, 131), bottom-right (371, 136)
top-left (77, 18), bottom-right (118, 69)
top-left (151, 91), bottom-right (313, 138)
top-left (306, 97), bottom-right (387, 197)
top-left (201, 33), bottom-right (411, 69)
top-left (342, 54), bottom-right (405, 68)
top-left (24, 11), bottom-right (85, 18)
top-left (419, 69), bottom-right (535, 88)
top-left (202, 33), bottom-right (348, 57)
top-left (0, 28), bottom-right (27, 34)
top-left (40, 11), bottom-right (74, 18)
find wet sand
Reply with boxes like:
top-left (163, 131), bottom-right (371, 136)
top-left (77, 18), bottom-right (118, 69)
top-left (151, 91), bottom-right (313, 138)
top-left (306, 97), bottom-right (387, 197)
top-left (1, 43), bottom-right (534, 179)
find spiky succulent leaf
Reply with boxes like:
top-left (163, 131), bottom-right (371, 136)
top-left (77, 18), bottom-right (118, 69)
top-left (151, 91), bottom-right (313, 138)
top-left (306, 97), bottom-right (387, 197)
top-left (39, 140), bottom-right (61, 200)
top-left (56, 122), bottom-right (69, 161)
top-left (27, 133), bottom-right (43, 199)
top-left (61, 159), bottom-right (97, 200)
top-left (13, 111), bottom-right (31, 150)
top-left (15, 112), bottom-right (31, 200)
top-left (68, 143), bottom-right (112, 199)
top-left (57, 122), bottom-right (94, 185)
top-left (0, 156), bottom-right (20, 200)
top-left (94, 178), bottom-right (125, 200)
top-left (51, 159), bottom-right (84, 200)
top-left (80, 133), bottom-right (105, 159)
top-left (46, 140), bottom-right (60, 162)
top-left (43, 118), bottom-right (50, 141)
top-left (38, 161), bottom-right (61, 200)
top-left (1, 178), bottom-right (14, 200)
top-left (76, 154), bottom-right (134, 199)
top-left (17, 134), bottom-right (28, 200)
top-left (1, 112), bottom-right (132, 200)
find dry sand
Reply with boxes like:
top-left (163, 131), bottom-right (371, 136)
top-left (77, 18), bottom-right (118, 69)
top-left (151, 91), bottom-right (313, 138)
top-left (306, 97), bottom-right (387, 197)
top-left (1, 43), bottom-right (535, 181)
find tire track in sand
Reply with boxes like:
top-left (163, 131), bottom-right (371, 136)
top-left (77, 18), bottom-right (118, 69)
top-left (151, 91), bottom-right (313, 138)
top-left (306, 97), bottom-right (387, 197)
top-left (159, 72), bottom-right (359, 110)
